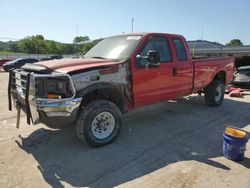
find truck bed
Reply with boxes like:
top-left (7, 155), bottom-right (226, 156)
top-left (193, 56), bottom-right (235, 92)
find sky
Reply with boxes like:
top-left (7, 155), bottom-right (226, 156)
top-left (1, 0), bottom-right (250, 44)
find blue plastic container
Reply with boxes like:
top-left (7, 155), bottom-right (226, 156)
top-left (223, 133), bottom-right (249, 161)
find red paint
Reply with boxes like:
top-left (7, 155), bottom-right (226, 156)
top-left (38, 58), bottom-right (120, 73)
top-left (99, 65), bottom-right (119, 75)
top-left (192, 57), bottom-right (234, 92)
top-left (37, 32), bottom-right (235, 109)
top-left (129, 33), bottom-right (234, 107)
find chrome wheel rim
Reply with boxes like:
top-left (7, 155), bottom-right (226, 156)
top-left (215, 85), bottom-right (223, 102)
top-left (91, 111), bottom-right (115, 139)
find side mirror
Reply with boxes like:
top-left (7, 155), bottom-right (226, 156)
top-left (147, 50), bottom-right (160, 67)
top-left (136, 50), bottom-right (160, 68)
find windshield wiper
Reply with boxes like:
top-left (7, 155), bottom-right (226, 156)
top-left (91, 56), bottom-right (106, 59)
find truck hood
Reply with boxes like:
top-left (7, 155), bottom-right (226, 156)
top-left (23, 58), bottom-right (121, 74)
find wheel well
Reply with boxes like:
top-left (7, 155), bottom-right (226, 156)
top-left (79, 88), bottom-right (125, 113)
top-left (214, 71), bottom-right (226, 84)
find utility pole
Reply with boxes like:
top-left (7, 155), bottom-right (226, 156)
top-left (131, 18), bottom-right (134, 33)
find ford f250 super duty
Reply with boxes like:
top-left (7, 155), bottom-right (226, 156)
top-left (8, 33), bottom-right (235, 147)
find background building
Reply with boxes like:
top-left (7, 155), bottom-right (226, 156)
top-left (188, 40), bottom-right (250, 58)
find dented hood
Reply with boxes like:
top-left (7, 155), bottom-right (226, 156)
top-left (30, 58), bottom-right (121, 73)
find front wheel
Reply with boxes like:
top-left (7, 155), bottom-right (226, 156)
top-left (204, 80), bottom-right (225, 106)
top-left (76, 100), bottom-right (122, 147)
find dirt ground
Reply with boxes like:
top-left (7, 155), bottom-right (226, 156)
top-left (0, 71), bottom-right (249, 188)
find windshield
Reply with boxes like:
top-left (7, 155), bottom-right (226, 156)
top-left (84, 35), bottom-right (142, 60)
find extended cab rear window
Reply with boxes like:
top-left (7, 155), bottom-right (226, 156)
top-left (172, 38), bottom-right (187, 61)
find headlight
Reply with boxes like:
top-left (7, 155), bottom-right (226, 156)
top-left (35, 75), bottom-right (74, 99)
top-left (47, 77), bottom-right (73, 99)
top-left (47, 93), bottom-right (62, 99)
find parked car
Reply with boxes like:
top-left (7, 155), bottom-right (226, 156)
top-left (50, 55), bottom-right (63, 59)
top-left (231, 56), bottom-right (250, 88)
top-left (40, 55), bottom-right (63, 62)
top-left (3, 58), bottom-right (38, 71)
top-left (40, 57), bottom-right (53, 61)
top-left (232, 66), bottom-right (250, 88)
top-left (8, 32), bottom-right (235, 147)
top-left (235, 56), bottom-right (250, 69)
top-left (0, 59), bottom-right (11, 67)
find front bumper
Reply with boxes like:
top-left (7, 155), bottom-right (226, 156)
top-left (8, 69), bottom-right (82, 126)
top-left (35, 97), bottom-right (82, 125)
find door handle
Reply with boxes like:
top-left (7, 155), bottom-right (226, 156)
top-left (172, 67), bottom-right (177, 76)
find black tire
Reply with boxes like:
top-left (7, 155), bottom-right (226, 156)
top-left (204, 79), bottom-right (225, 106)
top-left (76, 100), bottom-right (122, 147)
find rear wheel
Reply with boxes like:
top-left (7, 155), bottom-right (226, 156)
top-left (204, 79), bottom-right (225, 106)
top-left (76, 100), bottom-right (122, 147)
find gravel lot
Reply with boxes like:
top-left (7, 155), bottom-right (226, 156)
top-left (0, 71), bottom-right (249, 188)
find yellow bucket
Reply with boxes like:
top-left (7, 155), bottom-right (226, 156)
top-left (224, 127), bottom-right (247, 138)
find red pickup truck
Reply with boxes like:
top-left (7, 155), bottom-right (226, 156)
top-left (8, 32), bottom-right (234, 147)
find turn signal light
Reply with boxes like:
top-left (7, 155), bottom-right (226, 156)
top-left (47, 94), bottom-right (62, 99)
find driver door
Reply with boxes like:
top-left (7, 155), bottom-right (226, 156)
top-left (132, 35), bottom-right (177, 107)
